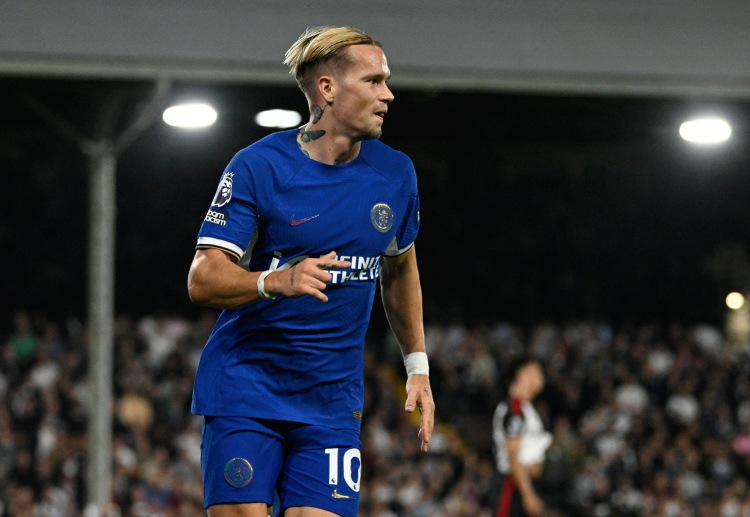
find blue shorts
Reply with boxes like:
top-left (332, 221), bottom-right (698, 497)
top-left (201, 416), bottom-right (362, 516)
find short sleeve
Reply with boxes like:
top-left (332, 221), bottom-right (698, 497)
top-left (196, 150), bottom-right (259, 261)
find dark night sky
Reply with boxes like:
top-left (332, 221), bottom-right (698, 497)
top-left (3, 76), bottom-right (750, 330)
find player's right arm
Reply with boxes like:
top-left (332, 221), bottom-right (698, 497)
top-left (506, 436), bottom-right (544, 516)
top-left (187, 248), bottom-right (350, 308)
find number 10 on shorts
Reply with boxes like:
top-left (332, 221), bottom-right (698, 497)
top-left (325, 448), bottom-right (361, 492)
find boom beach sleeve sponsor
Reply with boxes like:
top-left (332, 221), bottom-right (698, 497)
top-left (205, 210), bottom-right (228, 226)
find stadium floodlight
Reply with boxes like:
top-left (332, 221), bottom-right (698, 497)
top-left (679, 117), bottom-right (731, 144)
top-left (255, 109), bottom-right (302, 128)
top-left (726, 292), bottom-right (746, 310)
top-left (163, 103), bottom-right (217, 128)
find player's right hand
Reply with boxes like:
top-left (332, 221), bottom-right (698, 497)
top-left (522, 491), bottom-right (544, 516)
top-left (269, 251), bottom-right (351, 302)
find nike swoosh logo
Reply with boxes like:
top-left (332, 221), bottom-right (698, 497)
top-left (331, 489), bottom-right (353, 499)
top-left (290, 214), bottom-right (320, 226)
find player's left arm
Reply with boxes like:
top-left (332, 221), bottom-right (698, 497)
top-left (380, 244), bottom-right (435, 452)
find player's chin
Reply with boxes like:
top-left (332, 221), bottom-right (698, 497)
top-left (358, 118), bottom-right (383, 138)
top-left (362, 127), bottom-right (383, 140)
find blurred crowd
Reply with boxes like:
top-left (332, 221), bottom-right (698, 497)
top-left (2, 309), bottom-right (750, 516)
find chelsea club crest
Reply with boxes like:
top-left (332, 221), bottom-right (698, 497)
top-left (370, 203), bottom-right (394, 233)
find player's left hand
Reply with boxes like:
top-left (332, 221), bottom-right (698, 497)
top-left (405, 374), bottom-right (435, 453)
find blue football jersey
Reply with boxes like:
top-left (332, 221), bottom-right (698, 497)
top-left (191, 129), bottom-right (420, 430)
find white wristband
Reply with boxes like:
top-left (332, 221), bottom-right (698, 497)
top-left (257, 270), bottom-right (276, 300)
top-left (404, 352), bottom-right (429, 376)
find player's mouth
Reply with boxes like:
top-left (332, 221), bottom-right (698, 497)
top-left (374, 110), bottom-right (386, 121)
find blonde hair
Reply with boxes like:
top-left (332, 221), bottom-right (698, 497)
top-left (284, 26), bottom-right (382, 96)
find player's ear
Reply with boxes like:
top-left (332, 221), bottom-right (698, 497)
top-left (318, 75), bottom-right (335, 104)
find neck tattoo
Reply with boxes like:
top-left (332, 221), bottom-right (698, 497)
top-left (311, 104), bottom-right (324, 123)
top-left (298, 103), bottom-right (327, 142)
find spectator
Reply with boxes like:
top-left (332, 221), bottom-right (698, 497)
top-left (2, 313), bottom-right (750, 516)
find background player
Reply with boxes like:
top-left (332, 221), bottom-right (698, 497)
top-left (187, 26), bottom-right (435, 517)
top-left (492, 355), bottom-right (551, 517)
